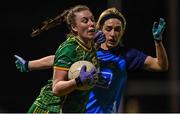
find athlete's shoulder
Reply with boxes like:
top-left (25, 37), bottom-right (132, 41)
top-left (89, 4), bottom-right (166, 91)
top-left (56, 35), bottom-right (78, 52)
top-left (118, 44), bottom-right (140, 56)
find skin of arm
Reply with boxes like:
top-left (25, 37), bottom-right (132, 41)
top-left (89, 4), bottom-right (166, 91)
top-left (143, 39), bottom-right (168, 72)
top-left (28, 56), bottom-right (79, 96)
top-left (28, 55), bottom-right (55, 71)
top-left (52, 69), bottom-right (78, 96)
top-left (27, 31), bottom-right (105, 71)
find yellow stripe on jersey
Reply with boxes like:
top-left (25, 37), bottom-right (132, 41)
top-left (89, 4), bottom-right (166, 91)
top-left (54, 66), bottom-right (69, 71)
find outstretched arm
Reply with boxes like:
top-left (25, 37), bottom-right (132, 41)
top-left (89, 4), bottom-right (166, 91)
top-left (14, 31), bottom-right (105, 72)
top-left (28, 55), bottom-right (54, 71)
top-left (14, 55), bottom-right (54, 72)
top-left (143, 18), bottom-right (168, 71)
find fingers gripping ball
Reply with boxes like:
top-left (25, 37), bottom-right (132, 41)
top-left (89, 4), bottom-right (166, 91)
top-left (68, 61), bottom-right (98, 90)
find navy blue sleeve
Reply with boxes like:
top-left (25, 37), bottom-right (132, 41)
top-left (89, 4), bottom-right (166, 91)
top-left (125, 48), bottom-right (148, 71)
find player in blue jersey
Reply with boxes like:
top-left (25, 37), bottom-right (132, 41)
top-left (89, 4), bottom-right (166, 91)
top-left (14, 7), bottom-right (168, 113)
top-left (85, 7), bottom-right (168, 113)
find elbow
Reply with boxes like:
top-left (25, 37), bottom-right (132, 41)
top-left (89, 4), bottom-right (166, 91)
top-left (163, 62), bottom-right (169, 71)
top-left (164, 65), bottom-right (168, 71)
top-left (161, 64), bottom-right (169, 71)
top-left (52, 87), bottom-right (59, 96)
top-left (165, 64), bottom-right (169, 71)
top-left (161, 67), bottom-right (168, 71)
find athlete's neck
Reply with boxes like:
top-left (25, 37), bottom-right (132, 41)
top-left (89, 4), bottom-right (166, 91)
top-left (77, 36), bottom-right (92, 49)
top-left (101, 43), bottom-right (110, 50)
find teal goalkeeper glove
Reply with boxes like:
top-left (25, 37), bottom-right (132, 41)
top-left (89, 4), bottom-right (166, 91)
top-left (14, 55), bottom-right (29, 72)
top-left (152, 18), bottom-right (166, 42)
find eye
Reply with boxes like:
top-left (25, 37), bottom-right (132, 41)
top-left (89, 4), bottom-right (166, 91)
top-left (90, 17), bottom-right (95, 22)
top-left (114, 26), bottom-right (121, 32)
top-left (105, 26), bottom-right (112, 32)
top-left (81, 18), bottom-right (88, 23)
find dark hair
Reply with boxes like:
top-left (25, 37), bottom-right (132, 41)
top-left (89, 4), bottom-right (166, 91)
top-left (31, 5), bottom-right (90, 37)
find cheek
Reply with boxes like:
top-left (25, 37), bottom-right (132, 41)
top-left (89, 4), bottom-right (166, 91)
top-left (116, 35), bottom-right (123, 45)
top-left (115, 32), bottom-right (123, 39)
top-left (103, 32), bottom-right (110, 40)
top-left (116, 38), bottom-right (121, 44)
top-left (79, 29), bottom-right (87, 36)
top-left (116, 31), bottom-right (122, 36)
top-left (77, 24), bottom-right (87, 31)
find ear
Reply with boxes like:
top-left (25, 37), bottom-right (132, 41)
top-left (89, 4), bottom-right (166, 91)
top-left (71, 25), bottom-right (78, 33)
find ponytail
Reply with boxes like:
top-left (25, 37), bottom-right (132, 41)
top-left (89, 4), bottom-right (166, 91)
top-left (31, 9), bottom-right (70, 37)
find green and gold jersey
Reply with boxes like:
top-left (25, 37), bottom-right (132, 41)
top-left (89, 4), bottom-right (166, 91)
top-left (53, 35), bottom-right (99, 112)
top-left (32, 80), bottom-right (61, 113)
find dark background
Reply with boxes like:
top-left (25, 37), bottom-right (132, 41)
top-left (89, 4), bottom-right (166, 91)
top-left (1, 0), bottom-right (179, 112)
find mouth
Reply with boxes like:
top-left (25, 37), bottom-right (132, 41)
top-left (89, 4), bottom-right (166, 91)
top-left (88, 29), bottom-right (96, 33)
top-left (108, 39), bottom-right (116, 44)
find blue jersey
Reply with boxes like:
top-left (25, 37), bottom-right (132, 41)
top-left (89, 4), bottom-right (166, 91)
top-left (86, 46), bottom-right (147, 113)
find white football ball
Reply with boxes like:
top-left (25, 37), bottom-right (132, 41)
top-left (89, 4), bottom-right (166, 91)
top-left (68, 60), bottom-right (97, 90)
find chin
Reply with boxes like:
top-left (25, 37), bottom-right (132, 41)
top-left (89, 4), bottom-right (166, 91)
top-left (88, 36), bottom-right (95, 40)
top-left (88, 33), bottom-right (95, 38)
top-left (107, 43), bottom-right (116, 48)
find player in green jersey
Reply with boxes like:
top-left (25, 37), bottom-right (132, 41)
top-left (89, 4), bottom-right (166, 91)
top-left (15, 5), bottom-right (101, 113)
top-left (51, 5), bottom-right (100, 112)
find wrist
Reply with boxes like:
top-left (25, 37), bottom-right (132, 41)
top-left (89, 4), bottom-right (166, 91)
top-left (154, 35), bottom-right (162, 43)
top-left (154, 39), bottom-right (161, 43)
top-left (75, 77), bottom-right (83, 87)
top-left (154, 39), bottom-right (162, 44)
top-left (25, 61), bottom-right (29, 72)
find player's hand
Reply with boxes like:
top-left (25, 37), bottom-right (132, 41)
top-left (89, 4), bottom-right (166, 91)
top-left (14, 55), bottom-right (29, 72)
top-left (76, 65), bottom-right (96, 87)
top-left (94, 30), bottom-right (106, 45)
top-left (152, 18), bottom-right (166, 42)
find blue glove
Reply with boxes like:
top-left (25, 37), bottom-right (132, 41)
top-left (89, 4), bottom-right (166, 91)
top-left (94, 30), bottom-right (106, 45)
top-left (75, 65), bottom-right (97, 87)
top-left (14, 55), bottom-right (29, 72)
top-left (152, 18), bottom-right (166, 42)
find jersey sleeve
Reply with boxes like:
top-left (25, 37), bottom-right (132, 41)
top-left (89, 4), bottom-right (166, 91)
top-left (53, 43), bottom-right (77, 70)
top-left (125, 48), bottom-right (148, 71)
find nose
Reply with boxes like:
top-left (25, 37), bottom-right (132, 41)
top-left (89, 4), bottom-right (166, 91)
top-left (89, 20), bottom-right (95, 27)
top-left (110, 29), bottom-right (115, 37)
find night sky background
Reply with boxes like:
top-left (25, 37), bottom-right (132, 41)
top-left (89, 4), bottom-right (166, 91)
top-left (1, 0), bottom-right (179, 112)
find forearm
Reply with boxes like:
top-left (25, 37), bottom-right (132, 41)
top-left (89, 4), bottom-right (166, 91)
top-left (145, 17), bottom-right (168, 71)
top-left (52, 79), bottom-right (77, 96)
top-left (28, 55), bottom-right (55, 71)
top-left (155, 41), bottom-right (168, 70)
